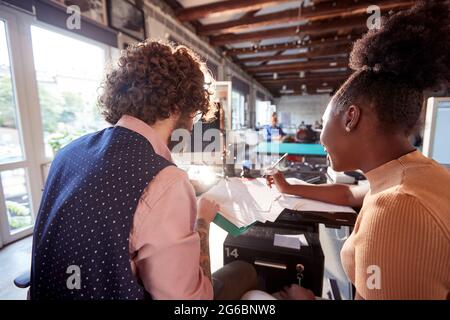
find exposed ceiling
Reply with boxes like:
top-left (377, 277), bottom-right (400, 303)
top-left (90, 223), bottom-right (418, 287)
top-left (162, 0), bottom-right (417, 96)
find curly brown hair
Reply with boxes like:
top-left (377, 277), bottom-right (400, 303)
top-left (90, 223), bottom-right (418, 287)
top-left (334, 0), bottom-right (450, 134)
top-left (99, 40), bottom-right (216, 125)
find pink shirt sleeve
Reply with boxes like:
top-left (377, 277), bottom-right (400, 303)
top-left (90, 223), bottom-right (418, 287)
top-left (129, 166), bottom-right (213, 300)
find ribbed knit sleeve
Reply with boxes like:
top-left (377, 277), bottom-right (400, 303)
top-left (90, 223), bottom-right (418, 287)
top-left (353, 192), bottom-right (450, 300)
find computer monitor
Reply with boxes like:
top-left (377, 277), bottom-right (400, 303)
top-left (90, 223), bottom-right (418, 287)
top-left (423, 97), bottom-right (450, 167)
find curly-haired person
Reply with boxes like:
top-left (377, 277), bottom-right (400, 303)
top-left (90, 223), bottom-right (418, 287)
top-left (266, 1), bottom-right (450, 300)
top-left (30, 41), bottom-right (256, 300)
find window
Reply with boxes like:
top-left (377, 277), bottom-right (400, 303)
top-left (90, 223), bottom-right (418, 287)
top-left (0, 8), bottom-right (115, 246)
top-left (256, 99), bottom-right (274, 128)
top-left (231, 90), bottom-right (246, 130)
top-left (1, 168), bottom-right (33, 232)
top-left (0, 20), bottom-right (23, 164)
top-left (31, 26), bottom-right (108, 158)
top-left (0, 19), bottom-right (34, 239)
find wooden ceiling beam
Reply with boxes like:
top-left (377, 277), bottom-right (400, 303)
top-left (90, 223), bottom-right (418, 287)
top-left (260, 74), bottom-right (349, 86)
top-left (245, 58), bottom-right (349, 74)
top-left (255, 71), bottom-right (350, 81)
top-left (270, 86), bottom-right (338, 97)
top-left (210, 16), bottom-right (367, 46)
top-left (176, 0), bottom-right (295, 22)
top-left (267, 84), bottom-right (343, 93)
top-left (224, 34), bottom-right (356, 56)
top-left (258, 50), bottom-right (285, 66)
top-left (198, 0), bottom-right (415, 35)
top-left (264, 77), bottom-right (346, 85)
top-left (272, 83), bottom-right (340, 96)
top-left (266, 82), bottom-right (342, 91)
top-left (242, 10), bottom-right (260, 19)
top-left (239, 45), bottom-right (349, 63)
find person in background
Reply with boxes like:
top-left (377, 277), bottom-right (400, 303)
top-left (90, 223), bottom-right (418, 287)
top-left (31, 41), bottom-right (256, 300)
top-left (313, 120), bottom-right (323, 130)
top-left (263, 112), bottom-right (286, 142)
top-left (268, 1), bottom-right (450, 300)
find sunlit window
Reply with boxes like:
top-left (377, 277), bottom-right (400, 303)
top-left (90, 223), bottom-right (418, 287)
top-left (0, 20), bottom-right (23, 164)
top-left (31, 26), bottom-right (108, 157)
top-left (2, 168), bottom-right (33, 232)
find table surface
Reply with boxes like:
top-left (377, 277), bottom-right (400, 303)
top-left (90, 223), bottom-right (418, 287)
top-left (256, 142), bottom-right (327, 156)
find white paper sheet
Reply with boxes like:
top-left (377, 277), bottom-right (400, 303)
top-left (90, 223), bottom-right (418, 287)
top-left (202, 177), bottom-right (355, 228)
top-left (203, 178), bottom-right (282, 227)
top-left (273, 234), bottom-right (308, 250)
top-left (278, 194), bottom-right (356, 213)
top-left (280, 178), bottom-right (356, 213)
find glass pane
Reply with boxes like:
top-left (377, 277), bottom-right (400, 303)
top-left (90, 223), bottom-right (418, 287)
top-left (0, 20), bottom-right (24, 164)
top-left (232, 90), bottom-right (246, 130)
top-left (31, 26), bottom-right (108, 158)
top-left (1, 168), bottom-right (33, 233)
top-left (240, 95), bottom-right (246, 127)
top-left (231, 91), bottom-right (239, 130)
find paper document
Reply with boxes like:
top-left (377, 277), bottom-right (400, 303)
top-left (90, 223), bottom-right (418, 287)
top-left (278, 194), bottom-right (356, 213)
top-left (273, 234), bottom-right (308, 250)
top-left (203, 177), bottom-right (356, 232)
top-left (282, 178), bottom-right (356, 213)
top-left (203, 178), bottom-right (282, 228)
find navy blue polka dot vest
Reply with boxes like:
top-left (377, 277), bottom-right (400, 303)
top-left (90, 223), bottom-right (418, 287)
top-left (31, 126), bottom-right (174, 300)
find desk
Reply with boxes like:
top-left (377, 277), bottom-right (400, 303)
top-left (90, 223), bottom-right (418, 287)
top-left (256, 142), bottom-right (327, 157)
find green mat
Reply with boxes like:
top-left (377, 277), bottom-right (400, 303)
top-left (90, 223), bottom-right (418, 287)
top-left (213, 213), bottom-right (255, 237)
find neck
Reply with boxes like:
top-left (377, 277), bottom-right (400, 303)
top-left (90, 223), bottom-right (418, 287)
top-left (358, 134), bottom-right (416, 173)
top-left (150, 120), bottom-right (174, 146)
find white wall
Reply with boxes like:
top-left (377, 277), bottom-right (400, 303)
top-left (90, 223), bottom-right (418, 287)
top-left (275, 94), bottom-right (331, 127)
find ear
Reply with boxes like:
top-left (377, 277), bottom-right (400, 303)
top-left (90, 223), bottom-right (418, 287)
top-left (344, 105), bottom-right (361, 132)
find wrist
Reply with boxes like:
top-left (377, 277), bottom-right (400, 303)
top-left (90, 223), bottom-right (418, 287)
top-left (281, 182), bottom-right (292, 194)
top-left (195, 218), bottom-right (210, 232)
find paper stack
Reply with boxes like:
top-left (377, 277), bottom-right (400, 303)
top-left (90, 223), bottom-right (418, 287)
top-left (203, 177), bottom-right (356, 236)
top-left (204, 178), bottom-right (282, 230)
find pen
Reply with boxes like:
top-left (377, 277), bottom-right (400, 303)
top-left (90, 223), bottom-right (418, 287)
top-left (268, 153), bottom-right (288, 170)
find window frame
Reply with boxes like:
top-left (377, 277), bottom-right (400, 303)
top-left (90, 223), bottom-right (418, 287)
top-left (0, 6), bottom-right (116, 246)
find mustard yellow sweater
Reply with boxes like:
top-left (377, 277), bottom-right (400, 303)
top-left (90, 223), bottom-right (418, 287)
top-left (341, 150), bottom-right (450, 299)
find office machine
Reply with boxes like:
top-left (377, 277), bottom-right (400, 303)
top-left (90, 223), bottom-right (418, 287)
top-left (222, 166), bottom-right (357, 299)
top-left (223, 222), bottom-right (324, 296)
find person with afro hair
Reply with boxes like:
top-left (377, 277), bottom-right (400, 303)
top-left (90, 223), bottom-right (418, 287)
top-left (268, 0), bottom-right (450, 300)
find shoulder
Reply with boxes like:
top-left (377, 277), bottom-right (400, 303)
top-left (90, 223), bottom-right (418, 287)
top-left (363, 191), bottom-right (449, 243)
top-left (399, 160), bottom-right (450, 237)
top-left (143, 165), bottom-right (193, 203)
top-left (131, 165), bottom-right (195, 238)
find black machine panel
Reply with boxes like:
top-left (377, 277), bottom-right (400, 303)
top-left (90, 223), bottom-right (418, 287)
top-left (223, 223), bottom-right (324, 296)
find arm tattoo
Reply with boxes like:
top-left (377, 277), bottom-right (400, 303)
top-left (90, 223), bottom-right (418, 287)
top-left (194, 218), bottom-right (211, 282)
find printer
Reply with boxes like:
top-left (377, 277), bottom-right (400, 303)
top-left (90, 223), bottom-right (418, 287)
top-left (223, 208), bottom-right (357, 298)
top-left (218, 164), bottom-right (358, 299)
top-left (224, 220), bottom-right (324, 296)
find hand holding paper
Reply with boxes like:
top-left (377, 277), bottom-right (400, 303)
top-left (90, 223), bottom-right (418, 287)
top-left (197, 197), bottom-right (220, 223)
top-left (203, 177), bottom-right (356, 235)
